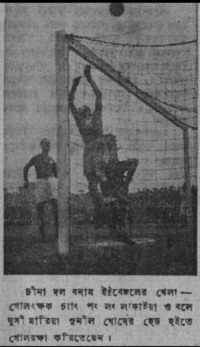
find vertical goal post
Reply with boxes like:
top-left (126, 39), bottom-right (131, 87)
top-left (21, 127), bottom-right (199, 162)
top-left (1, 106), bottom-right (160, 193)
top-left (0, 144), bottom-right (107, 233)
top-left (56, 31), bottom-right (70, 256)
top-left (55, 31), bottom-right (196, 256)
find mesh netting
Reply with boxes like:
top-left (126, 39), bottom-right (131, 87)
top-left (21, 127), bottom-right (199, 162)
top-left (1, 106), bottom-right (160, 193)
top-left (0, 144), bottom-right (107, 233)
top-left (73, 36), bottom-right (197, 129)
top-left (68, 36), bottom-right (197, 196)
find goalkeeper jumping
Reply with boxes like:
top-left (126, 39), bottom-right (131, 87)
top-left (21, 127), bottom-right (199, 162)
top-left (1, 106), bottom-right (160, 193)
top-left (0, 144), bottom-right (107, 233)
top-left (69, 65), bottom-right (139, 226)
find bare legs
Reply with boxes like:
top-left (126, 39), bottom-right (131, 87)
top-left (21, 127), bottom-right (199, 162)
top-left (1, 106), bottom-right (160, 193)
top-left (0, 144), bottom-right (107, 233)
top-left (86, 174), bottom-right (107, 229)
top-left (51, 199), bottom-right (58, 238)
top-left (85, 159), bottom-right (139, 229)
top-left (37, 199), bottom-right (58, 242)
top-left (115, 158), bottom-right (139, 190)
top-left (37, 202), bottom-right (46, 242)
top-left (86, 174), bottom-right (102, 209)
top-left (103, 158), bottom-right (139, 202)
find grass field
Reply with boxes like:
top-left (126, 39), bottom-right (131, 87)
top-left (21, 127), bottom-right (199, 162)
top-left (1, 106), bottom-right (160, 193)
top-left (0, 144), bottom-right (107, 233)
top-left (4, 219), bottom-right (196, 275)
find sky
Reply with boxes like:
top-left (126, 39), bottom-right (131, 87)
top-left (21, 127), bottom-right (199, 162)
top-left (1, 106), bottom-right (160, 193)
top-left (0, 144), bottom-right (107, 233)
top-left (4, 3), bottom-right (197, 192)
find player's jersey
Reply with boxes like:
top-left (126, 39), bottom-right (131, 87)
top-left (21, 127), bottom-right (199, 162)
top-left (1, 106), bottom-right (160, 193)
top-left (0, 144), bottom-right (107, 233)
top-left (69, 82), bottom-right (103, 146)
top-left (78, 117), bottom-right (102, 146)
top-left (83, 137), bottom-right (109, 176)
top-left (28, 154), bottom-right (57, 179)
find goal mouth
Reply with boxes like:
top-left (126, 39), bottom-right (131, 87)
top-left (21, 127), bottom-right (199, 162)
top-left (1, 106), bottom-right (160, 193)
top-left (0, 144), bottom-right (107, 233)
top-left (55, 31), bottom-right (197, 257)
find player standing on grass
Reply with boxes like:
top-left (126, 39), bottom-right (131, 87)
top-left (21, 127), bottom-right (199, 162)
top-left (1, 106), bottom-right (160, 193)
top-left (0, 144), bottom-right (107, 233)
top-left (23, 139), bottom-right (58, 242)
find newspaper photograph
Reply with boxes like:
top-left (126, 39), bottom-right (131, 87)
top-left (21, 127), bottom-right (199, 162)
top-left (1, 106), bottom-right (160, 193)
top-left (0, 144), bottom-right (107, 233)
top-left (0, 3), bottom-right (199, 346)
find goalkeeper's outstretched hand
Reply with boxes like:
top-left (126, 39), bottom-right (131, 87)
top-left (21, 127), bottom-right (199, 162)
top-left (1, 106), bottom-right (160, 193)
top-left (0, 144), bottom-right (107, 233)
top-left (73, 76), bottom-right (82, 86)
top-left (84, 65), bottom-right (91, 79)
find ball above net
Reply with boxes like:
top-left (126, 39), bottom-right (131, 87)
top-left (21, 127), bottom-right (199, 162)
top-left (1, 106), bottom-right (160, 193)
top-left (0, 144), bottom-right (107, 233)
top-left (109, 3), bottom-right (125, 17)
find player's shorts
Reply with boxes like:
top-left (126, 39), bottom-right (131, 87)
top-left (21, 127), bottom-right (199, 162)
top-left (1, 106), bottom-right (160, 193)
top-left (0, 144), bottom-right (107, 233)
top-left (83, 137), bottom-right (109, 176)
top-left (35, 177), bottom-right (58, 204)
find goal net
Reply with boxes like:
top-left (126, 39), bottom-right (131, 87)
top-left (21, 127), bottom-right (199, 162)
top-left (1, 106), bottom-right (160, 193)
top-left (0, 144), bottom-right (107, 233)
top-left (56, 32), bottom-right (197, 255)
top-left (68, 35), bottom-right (197, 194)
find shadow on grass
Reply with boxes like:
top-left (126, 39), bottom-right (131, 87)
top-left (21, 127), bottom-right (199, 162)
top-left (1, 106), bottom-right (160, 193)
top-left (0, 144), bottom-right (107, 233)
top-left (4, 222), bottom-right (196, 275)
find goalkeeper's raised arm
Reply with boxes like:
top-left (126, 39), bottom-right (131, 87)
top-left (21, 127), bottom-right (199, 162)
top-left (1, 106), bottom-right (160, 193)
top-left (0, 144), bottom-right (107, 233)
top-left (84, 65), bottom-right (103, 130)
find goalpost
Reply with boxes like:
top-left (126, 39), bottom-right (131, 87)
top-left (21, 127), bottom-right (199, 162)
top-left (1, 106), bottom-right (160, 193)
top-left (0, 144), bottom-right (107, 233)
top-left (55, 30), bottom-right (197, 257)
top-left (55, 31), bottom-right (70, 256)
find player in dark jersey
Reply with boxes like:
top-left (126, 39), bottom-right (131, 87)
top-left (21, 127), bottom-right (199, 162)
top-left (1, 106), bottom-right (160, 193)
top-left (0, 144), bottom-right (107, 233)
top-left (23, 139), bottom-right (58, 242)
top-left (69, 65), bottom-right (110, 210)
top-left (69, 65), bottom-right (139, 227)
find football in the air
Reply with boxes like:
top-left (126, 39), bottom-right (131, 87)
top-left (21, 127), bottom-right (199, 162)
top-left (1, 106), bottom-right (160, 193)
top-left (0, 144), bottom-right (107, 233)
top-left (109, 3), bottom-right (125, 17)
